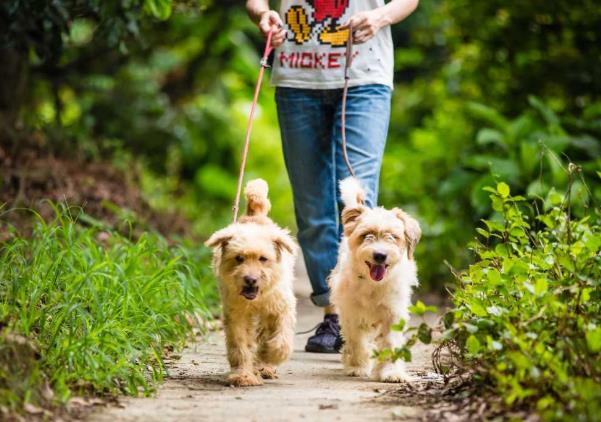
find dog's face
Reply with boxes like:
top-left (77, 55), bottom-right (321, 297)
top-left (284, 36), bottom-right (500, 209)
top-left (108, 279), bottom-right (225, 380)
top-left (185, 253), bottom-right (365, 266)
top-left (342, 206), bottom-right (421, 283)
top-left (205, 223), bottom-right (295, 301)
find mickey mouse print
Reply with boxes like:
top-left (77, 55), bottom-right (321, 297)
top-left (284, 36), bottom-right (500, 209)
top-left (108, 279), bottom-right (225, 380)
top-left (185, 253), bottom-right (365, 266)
top-left (272, 0), bottom-right (394, 89)
top-left (286, 0), bottom-right (351, 47)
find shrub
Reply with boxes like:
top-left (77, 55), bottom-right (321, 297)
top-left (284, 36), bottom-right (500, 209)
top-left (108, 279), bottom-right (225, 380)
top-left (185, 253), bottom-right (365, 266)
top-left (0, 208), bottom-right (218, 414)
top-left (441, 179), bottom-right (601, 419)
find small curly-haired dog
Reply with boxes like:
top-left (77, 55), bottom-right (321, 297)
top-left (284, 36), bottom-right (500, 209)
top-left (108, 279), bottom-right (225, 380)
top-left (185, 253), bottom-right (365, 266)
top-left (205, 179), bottom-right (297, 387)
top-left (330, 177), bottom-right (421, 382)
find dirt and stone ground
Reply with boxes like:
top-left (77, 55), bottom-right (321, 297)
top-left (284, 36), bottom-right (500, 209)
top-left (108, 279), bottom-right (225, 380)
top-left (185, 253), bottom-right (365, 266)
top-left (90, 266), bottom-right (440, 422)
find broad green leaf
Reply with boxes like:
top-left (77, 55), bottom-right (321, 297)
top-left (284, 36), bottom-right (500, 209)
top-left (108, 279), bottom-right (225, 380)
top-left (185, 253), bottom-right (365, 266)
top-left (466, 335), bottom-right (481, 354)
top-left (487, 268), bottom-right (501, 284)
top-left (534, 278), bottom-right (548, 295)
top-left (417, 323), bottom-right (432, 344)
top-left (497, 182), bottom-right (510, 198)
top-left (469, 302), bottom-right (487, 317)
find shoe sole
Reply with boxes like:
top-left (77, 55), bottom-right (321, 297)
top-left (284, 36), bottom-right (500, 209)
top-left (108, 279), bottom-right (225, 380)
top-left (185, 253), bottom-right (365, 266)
top-left (305, 344), bottom-right (340, 354)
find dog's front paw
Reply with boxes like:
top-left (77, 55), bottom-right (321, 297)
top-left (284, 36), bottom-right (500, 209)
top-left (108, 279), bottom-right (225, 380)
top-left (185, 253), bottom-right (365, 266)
top-left (257, 366), bottom-right (278, 379)
top-left (376, 365), bottom-right (410, 383)
top-left (345, 366), bottom-right (371, 378)
top-left (227, 372), bottom-right (263, 387)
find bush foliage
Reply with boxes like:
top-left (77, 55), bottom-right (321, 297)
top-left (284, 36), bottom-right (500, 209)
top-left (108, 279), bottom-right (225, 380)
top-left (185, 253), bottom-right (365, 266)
top-left (379, 178), bottom-right (600, 418)
top-left (442, 181), bottom-right (601, 418)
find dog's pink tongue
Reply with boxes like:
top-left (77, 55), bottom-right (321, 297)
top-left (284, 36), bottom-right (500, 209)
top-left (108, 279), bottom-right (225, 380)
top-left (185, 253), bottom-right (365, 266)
top-left (369, 264), bottom-right (386, 282)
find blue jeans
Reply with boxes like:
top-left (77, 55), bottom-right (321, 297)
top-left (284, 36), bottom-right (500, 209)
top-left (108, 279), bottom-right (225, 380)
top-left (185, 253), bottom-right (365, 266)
top-left (275, 84), bottom-right (392, 307)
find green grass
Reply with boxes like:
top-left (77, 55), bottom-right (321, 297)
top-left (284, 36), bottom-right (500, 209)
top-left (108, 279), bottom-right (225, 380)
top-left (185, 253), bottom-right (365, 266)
top-left (0, 207), bottom-right (218, 413)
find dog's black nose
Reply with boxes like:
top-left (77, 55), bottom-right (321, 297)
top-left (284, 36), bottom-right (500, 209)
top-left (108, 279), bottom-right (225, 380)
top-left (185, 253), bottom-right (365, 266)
top-left (373, 252), bottom-right (387, 264)
top-left (244, 275), bottom-right (257, 285)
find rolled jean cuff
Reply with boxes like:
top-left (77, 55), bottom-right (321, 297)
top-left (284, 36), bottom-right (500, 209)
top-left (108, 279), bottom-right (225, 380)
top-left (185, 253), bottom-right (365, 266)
top-left (310, 290), bottom-right (331, 307)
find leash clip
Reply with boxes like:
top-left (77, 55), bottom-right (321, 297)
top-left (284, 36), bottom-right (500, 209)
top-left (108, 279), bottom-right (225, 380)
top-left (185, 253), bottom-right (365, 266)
top-left (260, 57), bottom-right (271, 68)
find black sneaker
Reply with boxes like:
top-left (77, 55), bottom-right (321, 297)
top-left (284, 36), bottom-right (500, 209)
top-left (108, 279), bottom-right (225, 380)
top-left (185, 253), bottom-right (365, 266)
top-left (305, 314), bottom-right (343, 353)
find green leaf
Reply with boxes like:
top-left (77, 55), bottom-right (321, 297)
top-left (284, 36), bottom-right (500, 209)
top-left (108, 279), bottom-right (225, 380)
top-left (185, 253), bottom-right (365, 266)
top-left (469, 302), bottom-right (487, 317)
top-left (394, 347), bottom-right (412, 362)
top-left (145, 0), bottom-right (172, 20)
top-left (476, 227), bottom-right (490, 239)
top-left (391, 319), bottom-right (406, 332)
top-left (417, 323), bottom-right (432, 344)
top-left (476, 128), bottom-right (506, 148)
top-left (487, 269), bottom-right (501, 284)
top-left (443, 312), bottom-right (455, 329)
top-left (585, 326), bottom-right (601, 353)
top-left (534, 278), bottom-right (548, 296)
top-left (408, 300), bottom-right (426, 316)
top-left (497, 182), bottom-right (510, 198)
top-left (466, 335), bottom-right (481, 354)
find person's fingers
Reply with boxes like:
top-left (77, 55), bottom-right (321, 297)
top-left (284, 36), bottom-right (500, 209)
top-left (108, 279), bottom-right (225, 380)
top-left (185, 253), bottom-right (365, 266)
top-left (272, 31), bottom-right (286, 46)
top-left (340, 13), bottom-right (367, 29)
top-left (269, 12), bottom-right (284, 27)
top-left (353, 28), bottom-right (373, 44)
top-left (259, 19), bottom-right (272, 35)
top-left (260, 11), bottom-right (283, 36)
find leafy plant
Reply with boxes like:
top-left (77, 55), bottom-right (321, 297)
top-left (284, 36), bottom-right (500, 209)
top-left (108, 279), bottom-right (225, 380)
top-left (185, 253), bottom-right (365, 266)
top-left (0, 207), bottom-right (218, 414)
top-left (373, 300), bottom-right (438, 364)
top-left (440, 179), bottom-right (601, 419)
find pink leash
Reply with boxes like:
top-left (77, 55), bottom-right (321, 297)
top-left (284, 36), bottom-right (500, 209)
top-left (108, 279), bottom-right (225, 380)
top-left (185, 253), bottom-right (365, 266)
top-left (341, 23), bottom-right (356, 177)
top-left (232, 30), bottom-right (275, 223)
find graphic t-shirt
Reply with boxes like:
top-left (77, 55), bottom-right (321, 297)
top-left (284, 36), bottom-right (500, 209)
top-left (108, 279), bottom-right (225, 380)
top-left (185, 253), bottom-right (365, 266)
top-left (272, 0), bottom-right (394, 89)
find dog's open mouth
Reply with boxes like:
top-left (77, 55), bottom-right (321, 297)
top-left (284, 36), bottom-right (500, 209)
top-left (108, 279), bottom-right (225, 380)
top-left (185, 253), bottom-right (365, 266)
top-left (240, 285), bottom-right (259, 300)
top-left (366, 261), bottom-right (388, 282)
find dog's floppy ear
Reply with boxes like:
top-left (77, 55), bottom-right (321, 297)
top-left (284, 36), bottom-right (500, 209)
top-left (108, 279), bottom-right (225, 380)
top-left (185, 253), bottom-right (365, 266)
top-left (394, 208), bottom-right (421, 260)
top-left (342, 206), bottom-right (365, 237)
top-left (273, 231), bottom-right (297, 260)
top-left (205, 228), bottom-right (233, 251)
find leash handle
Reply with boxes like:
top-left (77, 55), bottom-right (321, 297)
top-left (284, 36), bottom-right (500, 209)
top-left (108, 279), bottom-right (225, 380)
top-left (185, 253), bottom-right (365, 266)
top-left (341, 23), bottom-right (356, 178)
top-left (232, 29), bottom-right (275, 223)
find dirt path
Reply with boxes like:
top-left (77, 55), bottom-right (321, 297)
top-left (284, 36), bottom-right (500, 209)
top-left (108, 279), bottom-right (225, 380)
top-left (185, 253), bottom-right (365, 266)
top-left (90, 268), bottom-right (438, 422)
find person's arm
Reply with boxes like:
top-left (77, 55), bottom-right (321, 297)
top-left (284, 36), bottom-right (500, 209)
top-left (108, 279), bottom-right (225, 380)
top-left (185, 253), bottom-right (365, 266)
top-left (246, 0), bottom-right (286, 47)
top-left (342, 0), bottom-right (419, 44)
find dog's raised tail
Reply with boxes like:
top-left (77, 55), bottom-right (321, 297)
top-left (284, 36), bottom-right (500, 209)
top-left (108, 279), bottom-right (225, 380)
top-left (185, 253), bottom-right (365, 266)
top-left (244, 178), bottom-right (271, 217)
top-left (339, 176), bottom-right (366, 208)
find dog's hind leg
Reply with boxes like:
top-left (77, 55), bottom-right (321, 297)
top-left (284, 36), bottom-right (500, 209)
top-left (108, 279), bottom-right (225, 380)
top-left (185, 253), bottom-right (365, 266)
top-left (224, 312), bottom-right (263, 387)
top-left (256, 312), bottom-right (295, 379)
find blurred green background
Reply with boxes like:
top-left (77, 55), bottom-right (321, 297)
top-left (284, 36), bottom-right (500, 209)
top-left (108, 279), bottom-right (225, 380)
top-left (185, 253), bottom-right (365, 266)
top-left (1, 0), bottom-right (600, 290)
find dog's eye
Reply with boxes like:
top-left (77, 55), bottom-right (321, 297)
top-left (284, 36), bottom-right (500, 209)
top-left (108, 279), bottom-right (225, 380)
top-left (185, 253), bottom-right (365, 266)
top-left (235, 255), bottom-right (244, 264)
top-left (259, 256), bottom-right (268, 263)
top-left (363, 233), bottom-right (376, 241)
top-left (388, 233), bottom-right (400, 241)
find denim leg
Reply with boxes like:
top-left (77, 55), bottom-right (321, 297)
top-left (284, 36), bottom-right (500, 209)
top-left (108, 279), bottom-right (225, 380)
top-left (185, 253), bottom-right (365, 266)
top-left (275, 88), bottom-right (338, 307)
top-left (333, 84), bottom-right (391, 214)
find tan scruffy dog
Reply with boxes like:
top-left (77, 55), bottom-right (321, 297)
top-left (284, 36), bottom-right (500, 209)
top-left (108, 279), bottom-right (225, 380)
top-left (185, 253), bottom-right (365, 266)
top-left (205, 179), bottom-right (297, 387)
top-left (330, 177), bottom-right (421, 383)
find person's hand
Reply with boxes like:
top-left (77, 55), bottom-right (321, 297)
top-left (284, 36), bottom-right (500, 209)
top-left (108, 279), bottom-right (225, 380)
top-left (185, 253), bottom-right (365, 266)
top-left (258, 10), bottom-right (286, 47)
top-left (341, 10), bottom-right (386, 44)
